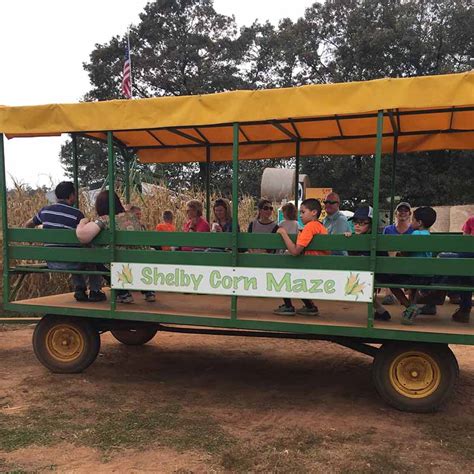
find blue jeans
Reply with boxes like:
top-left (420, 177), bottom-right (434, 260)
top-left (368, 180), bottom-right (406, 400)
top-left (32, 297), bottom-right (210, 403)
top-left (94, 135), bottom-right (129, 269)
top-left (437, 252), bottom-right (474, 310)
top-left (47, 261), bottom-right (102, 292)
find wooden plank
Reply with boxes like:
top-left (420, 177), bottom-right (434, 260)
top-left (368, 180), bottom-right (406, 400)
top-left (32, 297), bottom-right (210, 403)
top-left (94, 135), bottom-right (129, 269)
top-left (12, 291), bottom-right (474, 336)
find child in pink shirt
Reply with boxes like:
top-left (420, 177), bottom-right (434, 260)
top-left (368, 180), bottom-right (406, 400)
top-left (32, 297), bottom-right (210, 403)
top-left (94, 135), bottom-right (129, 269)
top-left (182, 200), bottom-right (210, 251)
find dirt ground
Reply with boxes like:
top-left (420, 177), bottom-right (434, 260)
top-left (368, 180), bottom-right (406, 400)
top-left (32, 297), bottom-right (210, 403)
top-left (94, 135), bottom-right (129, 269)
top-left (1, 325), bottom-right (474, 473)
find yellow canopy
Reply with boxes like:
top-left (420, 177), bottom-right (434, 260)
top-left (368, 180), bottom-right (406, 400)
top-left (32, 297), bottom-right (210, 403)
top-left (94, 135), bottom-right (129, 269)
top-left (1, 72), bottom-right (473, 163)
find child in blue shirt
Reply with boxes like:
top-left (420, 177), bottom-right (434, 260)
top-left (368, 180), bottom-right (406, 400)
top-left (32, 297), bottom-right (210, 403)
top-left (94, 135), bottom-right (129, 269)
top-left (399, 206), bottom-right (437, 325)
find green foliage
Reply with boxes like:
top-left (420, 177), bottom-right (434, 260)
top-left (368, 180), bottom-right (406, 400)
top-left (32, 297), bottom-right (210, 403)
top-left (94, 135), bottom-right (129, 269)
top-left (84, 0), bottom-right (245, 100)
top-left (302, 150), bottom-right (474, 207)
top-left (60, 0), bottom-right (474, 204)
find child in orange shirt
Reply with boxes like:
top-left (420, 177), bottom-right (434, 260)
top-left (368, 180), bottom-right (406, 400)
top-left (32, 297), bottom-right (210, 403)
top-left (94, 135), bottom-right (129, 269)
top-left (155, 210), bottom-right (176, 251)
top-left (274, 198), bottom-right (329, 316)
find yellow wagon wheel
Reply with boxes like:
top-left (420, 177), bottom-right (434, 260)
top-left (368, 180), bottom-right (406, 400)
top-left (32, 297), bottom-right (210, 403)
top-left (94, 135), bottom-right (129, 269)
top-left (373, 343), bottom-right (458, 413)
top-left (33, 315), bottom-right (100, 373)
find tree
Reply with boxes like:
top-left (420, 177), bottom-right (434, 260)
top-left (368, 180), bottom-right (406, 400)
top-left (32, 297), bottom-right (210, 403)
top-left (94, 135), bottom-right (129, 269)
top-left (83, 0), bottom-right (246, 100)
top-left (62, 0), bottom-right (250, 192)
top-left (299, 0), bottom-right (474, 206)
top-left (310, 0), bottom-right (473, 82)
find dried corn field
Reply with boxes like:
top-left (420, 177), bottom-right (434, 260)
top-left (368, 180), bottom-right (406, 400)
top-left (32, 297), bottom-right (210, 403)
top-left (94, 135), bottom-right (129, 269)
top-left (0, 184), bottom-right (261, 301)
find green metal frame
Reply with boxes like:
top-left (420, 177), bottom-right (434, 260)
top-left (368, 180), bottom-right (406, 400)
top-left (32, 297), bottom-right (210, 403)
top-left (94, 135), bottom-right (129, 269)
top-left (1, 108), bottom-right (474, 346)
top-left (72, 134), bottom-right (80, 208)
top-left (205, 146), bottom-right (211, 223)
top-left (294, 139), bottom-right (300, 210)
top-left (0, 133), bottom-right (10, 302)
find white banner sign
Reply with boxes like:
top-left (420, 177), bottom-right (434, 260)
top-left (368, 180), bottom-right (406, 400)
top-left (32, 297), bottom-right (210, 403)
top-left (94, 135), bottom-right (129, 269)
top-left (111, 263), bottom-right (373, 303)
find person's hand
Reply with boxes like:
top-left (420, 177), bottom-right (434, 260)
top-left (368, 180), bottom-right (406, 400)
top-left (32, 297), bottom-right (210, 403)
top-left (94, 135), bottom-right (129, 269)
top-left (344, 232), bottom-right (352, 237)
top-left (277, 227), bottom-right (287, 236)
top-left (78, 217), bottom-right (89, 226)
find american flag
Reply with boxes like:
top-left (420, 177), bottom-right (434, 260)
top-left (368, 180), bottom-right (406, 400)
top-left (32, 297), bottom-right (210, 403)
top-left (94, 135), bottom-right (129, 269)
top-left (121, 40), bottom-right (132, 99)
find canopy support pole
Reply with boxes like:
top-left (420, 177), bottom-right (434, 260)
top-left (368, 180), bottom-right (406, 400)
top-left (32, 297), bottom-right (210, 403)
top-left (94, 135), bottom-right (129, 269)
top-left (231, 123), bottom-right (239, 321)
top-left (0, 134), bottom-right (10, 303)
top-left (388, 109), bottom-right (399, 224)
top-left (294, 139), bottom-right (300, 209)
top-left (107, 132), bottom-right (117, 312)
top-left (389, 136), bottom-right (398, 224)
top-left (367, 110), bottom-right (384, 328)
top-left (72, 134), bottom-right (79, 208)
top-left (123, 149), bottom-right (131, 204)
top-left (205, 146), bottom-right (211, 223)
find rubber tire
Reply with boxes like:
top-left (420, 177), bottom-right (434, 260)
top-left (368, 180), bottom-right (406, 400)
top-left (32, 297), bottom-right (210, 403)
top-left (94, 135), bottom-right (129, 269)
top-left (33, 315), bottom-right (100, 374)
top-left (111, 327), bottom-right (158, 346)
top-left (372, 342), bottom-right (459, 413)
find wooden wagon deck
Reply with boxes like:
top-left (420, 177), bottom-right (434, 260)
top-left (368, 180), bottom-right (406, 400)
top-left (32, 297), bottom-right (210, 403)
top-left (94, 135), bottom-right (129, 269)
top-left (11, 291), bottom-right (474, 336)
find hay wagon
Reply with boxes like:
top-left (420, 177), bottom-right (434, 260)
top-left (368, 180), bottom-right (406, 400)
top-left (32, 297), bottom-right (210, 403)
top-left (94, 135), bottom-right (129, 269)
top-left (1, 71), bottom-right (473, 412)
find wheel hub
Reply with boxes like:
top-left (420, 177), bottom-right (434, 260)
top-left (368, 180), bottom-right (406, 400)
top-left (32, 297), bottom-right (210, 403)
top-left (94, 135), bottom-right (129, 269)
top-left (46, 324), bottom-right (85, 362)
top-left (389, 351), bottom-right (441, 398)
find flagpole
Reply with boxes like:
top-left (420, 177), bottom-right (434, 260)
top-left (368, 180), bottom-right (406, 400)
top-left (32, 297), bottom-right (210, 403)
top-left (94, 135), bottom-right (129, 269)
top-left (127, 30), bottom-right (133, 99)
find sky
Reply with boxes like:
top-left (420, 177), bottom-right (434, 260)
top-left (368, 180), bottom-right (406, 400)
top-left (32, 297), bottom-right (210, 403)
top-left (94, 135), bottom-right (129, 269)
top-left (0, 0), bottom-right (317, 188)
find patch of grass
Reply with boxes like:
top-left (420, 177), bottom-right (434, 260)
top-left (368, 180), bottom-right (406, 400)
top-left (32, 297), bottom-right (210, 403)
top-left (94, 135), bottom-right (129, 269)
top-left (220, 443), bottom-right (310, 473)
top-left (220, 445), bottom-right (257, 472)
top-left (0, 403), bottom-right (231, 456)
top-left (327, 427), bottom-right (377, 445)
top-left (272, 428), bottom-right (322, 454)
top-left (220, 428), bottom-right (321, 472)
top-left (80, 404), bottom-right (232, 454)
top-left (421, 415), bottom-right (474, 461)
top-left (0, 410), bottom-right (72, 452)
top-left (358, 450), bottom-right (410, 474)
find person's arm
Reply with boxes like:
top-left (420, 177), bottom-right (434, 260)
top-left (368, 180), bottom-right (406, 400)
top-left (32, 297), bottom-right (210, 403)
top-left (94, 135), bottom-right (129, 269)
top-left (76, 218), bottom-right (103, 244)
top-left (24, 218), bottom-right (36, 228)
top-left (277, 228), bottom-right (305, 256)
top-left (24, 213), bottom-right (41, 228)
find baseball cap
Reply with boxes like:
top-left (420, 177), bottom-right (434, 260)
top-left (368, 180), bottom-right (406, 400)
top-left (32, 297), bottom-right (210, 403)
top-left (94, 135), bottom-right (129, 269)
top-left (395, 202), bottom-right (411, 211)
top-left (349, 206), bottom-right (373, 221)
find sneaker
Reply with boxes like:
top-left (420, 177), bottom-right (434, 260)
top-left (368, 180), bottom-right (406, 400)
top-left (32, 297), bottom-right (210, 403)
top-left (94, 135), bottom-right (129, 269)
top-left (273, 304), bottom-right (296, 316)
top-left (144, 291), bottom-right (156, 303)
top-left (402, 304), bottom-right (421, 325)
top-left (116, 292), bottom-right (134, 304)
top-left (296, 306), bottom-right (319, 316)
top-left (382, 294), bottom-right (397, 305)
top-left (452, 308), bottom-right (471, 323)
top-left (74, 289), bottom-right (88, 302)
top-left (419, 304), bottom-right (437, 315)
top-left (374, 310), bottom-right (391, 321)
top-left (89, 290), bottom-right (107, 302)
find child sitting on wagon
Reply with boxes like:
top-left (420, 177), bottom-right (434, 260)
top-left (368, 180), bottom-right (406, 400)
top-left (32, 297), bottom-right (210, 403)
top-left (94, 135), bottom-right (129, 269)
top-left (155, 210), bottom-right (176, 251)
top-left (274, 198), bottom-right (329, 316)
top-left (344, 206), bottom-right (391, 321)
top-left (377, 206), bottom-right (437, 325)
top-left (278, 202), bottom-right (300, 235)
